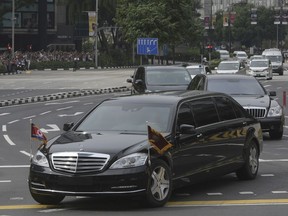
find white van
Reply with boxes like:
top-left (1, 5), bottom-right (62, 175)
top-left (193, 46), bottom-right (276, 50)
top-left (262, 48), bottom-right (284, 75)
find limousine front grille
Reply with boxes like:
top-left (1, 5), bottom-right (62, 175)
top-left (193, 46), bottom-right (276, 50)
top-left (51, 152), bottom-right (110, 173)
top-left (244, 107), bottom-right (267, 118)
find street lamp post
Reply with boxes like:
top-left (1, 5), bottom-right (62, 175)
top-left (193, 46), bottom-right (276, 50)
top-left (11, 0), bottom-right (15, 59)
top-left (94, 0), bottom-right (98, 69)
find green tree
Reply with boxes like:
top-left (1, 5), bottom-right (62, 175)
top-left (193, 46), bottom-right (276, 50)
top-left (115, 0), bottom-right (203, 61)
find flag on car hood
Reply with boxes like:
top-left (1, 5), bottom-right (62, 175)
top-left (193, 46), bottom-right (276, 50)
top-left (31, 123), bottom-right (47, 144)
top-left (147, 125), bottom-right (172, 155)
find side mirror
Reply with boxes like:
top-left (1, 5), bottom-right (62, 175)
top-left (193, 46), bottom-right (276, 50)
top-left (63, 122), bottom-right (74, 131)
top-left (126, 78), bottom-right (132, 83)
top-left (269, 91), bottom-right (276, 97)
top-left (180, 124), bottom-right (196, 134)
top-left (135, 79), bottom-right (144, 86)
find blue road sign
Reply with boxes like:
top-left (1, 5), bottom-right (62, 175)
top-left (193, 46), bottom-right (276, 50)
top-left (137, 38), bottom-right (158, 55)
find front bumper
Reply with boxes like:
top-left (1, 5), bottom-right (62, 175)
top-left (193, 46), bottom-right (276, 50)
top-left (250, 71), bottom-right (269, 78)
top-left (258, 116), bottom-right (284, 132)
top-left (29, 164), bottom-right (148, 196)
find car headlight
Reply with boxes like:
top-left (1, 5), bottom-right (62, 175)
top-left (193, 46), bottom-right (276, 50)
top-left (110, 153), bottom-right (148, 169)
top-left (32, 151), bottom-right (49, 167)
top-left (268, 104), bottom-right (282, 117)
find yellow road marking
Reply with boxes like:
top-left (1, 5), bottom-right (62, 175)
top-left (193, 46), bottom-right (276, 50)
top-left (0, 204), bottom-right (55, 210)
top-left (1, 199), bottom-right (288, 210)
top-left (167, 199), bottom-right (288, 206)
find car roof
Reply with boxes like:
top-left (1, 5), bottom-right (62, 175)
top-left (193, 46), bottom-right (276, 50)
top-left (250, 58), bottom-right (269, 62)
top-left (142, 65), bottom-right (186, 70)
top-left (219, 60), bottom-right (240, 63)
top-left (217, 50), bottom-right (229, 53)
top-left (106, 90), bottom-right (228, 105)
top-left (203, 74), bottom-right (255, 81)
top-left (186, 65), bottom-right (206, 68)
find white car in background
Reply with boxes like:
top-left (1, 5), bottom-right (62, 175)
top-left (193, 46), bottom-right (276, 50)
top-left (247, 58), bottom-right (273, 80)
top-left (217, 50), bottom-right (230, 60)
top-left (186, 64), bottom-right (211, 79)
top-left (216, 60), bottom-right (246, 74)
top-left (234, 51), bottom-right (248, 63)
top-left (247, 55), bottom-right (264, 66)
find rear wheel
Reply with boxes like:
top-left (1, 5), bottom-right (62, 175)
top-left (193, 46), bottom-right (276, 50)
top-left (236, 140), bottom-right (259, 180)
top-left (145, 160), bottom-right (172, 207)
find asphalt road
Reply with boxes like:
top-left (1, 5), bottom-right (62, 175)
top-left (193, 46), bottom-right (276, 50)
top-left (0, 68), bottom-right (288, 215)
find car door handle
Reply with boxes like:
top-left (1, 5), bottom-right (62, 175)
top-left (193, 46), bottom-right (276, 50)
top-left (242, 121), bottom-right (247, 125)
top-left (197, 133), bottom-right (203, 138)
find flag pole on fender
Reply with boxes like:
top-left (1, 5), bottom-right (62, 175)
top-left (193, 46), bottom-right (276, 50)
top-left (30, 120), bottom-right (48, 160)
top-left (147, 124), bottom-right (173, 155)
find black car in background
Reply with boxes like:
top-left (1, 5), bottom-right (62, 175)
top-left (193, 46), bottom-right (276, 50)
top-left (29, 91), bottom-right (263, 207)
top-left (126, 66), bottom-right (191, 94)
top-left (188, 74), bottom-right (285, 139)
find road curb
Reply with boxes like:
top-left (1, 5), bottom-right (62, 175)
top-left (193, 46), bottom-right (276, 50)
top-left (0, 86), bottom-right (131, 108)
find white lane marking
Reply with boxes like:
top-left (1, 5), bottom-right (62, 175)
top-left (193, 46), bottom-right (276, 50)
top-left (263, 85), bottom-right (271, 88)
top-left (2, 125), bottom-right (7, 132)
top-left (40, 111), bottom-right (51, 115)
top-left (272, 191), bottom-right (288, 194)
top-left (57, 106), bottom-right (73, 111)
top-left (40, 124), bottom-right (60, 133)
top-left (23, 115), bottom-right (36, 120)
top-left (58, 112), bottom-right (83, 117)
top-left (239, 191), bottom-right (255, 195)
top-left (10, 197), bottom-right (23, 200)
top-left (0, 113), bottom-right (10, 116)
top-left (20, 151), bottom-right (32, 158)
top-left (0, 180), bottom-right (11, 183)
top-left (8, 120), bottom-right (19, 124)
top-left (84, 102), bottom-right (94, 105)
top-left (260, 159), bottom-right (288, 162)
top-left (207, 193), bottom-right (223, 196)
top-left (0, 165), bottom-right (29, 168)
top-left (3, 135), bottom-right (16, 145)
top-left (261, 174), bottom-right (275, 177)
top-left (39, 208), bottom-right (68, 213)
top-left (45, 101), bottom-right (79, 106)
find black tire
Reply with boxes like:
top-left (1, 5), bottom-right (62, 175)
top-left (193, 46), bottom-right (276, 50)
top-left (236, 140), bottom-right (259, 180)
top-left (30, 189), bottom-right (65, 205)
top-left (145, 160), bottom-right (172, 207)
top-left (269, 128), bottom-right (283, 140)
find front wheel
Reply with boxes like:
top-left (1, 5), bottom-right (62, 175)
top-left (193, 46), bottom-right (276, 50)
top-left (145, 160), bottom-right (172, 207)
top-left (236, 140), bottom-right (259, 180)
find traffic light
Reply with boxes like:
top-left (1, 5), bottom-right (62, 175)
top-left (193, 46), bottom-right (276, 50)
top-left (206, 45), bottom-right (213, 52)
top-left (250, 8), bottom-right (257, 25)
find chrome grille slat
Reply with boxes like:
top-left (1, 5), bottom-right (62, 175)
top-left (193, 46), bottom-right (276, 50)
top-left (244, 106), bottom-right (267, 118)
top-left (51, 152), bottom-right (110, 173)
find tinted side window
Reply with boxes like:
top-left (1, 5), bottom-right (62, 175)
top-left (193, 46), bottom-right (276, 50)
top-left (190, 98), bottom-right (219, 127)
top-left (232, 101), bottom-right (247, 118)
top-left (134, 67), bottom-right (145, 81)
top-left (177, 103), bottom-right (195, 127)
top-left (214, 97), bottom-right (236, 121)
